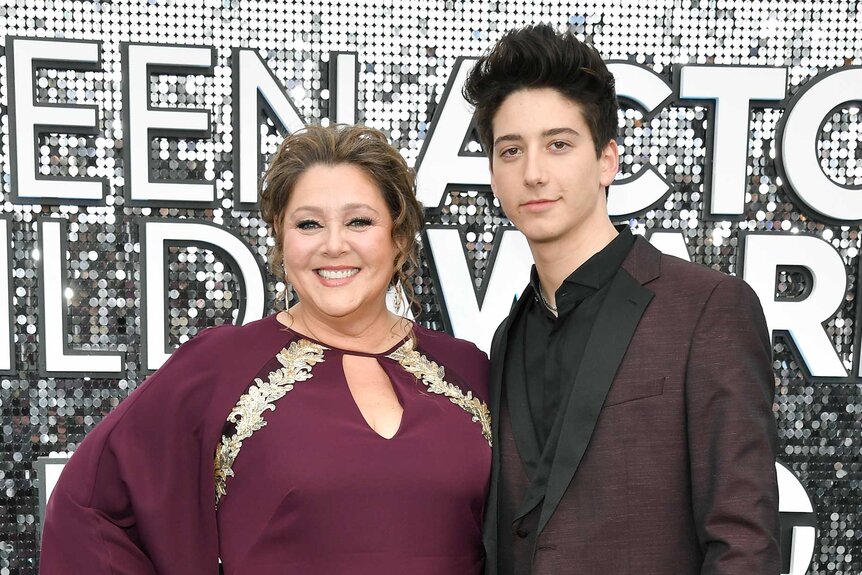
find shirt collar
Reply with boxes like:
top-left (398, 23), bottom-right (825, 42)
top-left (529, 225), bottom-right (636, 315)
top-left (564, 225), bottom-right (635, 290)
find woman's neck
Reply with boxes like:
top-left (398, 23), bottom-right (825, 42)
top-left (280, 304), bottom-right (409, 353)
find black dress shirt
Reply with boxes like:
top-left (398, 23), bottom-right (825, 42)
top-left (521, 226), bottom-right (635, 448)
top-left (499, 226), bottom-right (636, 575)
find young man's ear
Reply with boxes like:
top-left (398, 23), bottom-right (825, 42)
top-left (599, 139), bottom-right (620, 188)
top-left (488, 157), bottom-right (498, 196)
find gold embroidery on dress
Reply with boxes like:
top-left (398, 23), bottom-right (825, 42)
top-left (214, 339), bottom-right (325, 505)
top-left (387, 340), bottom-right (492, 447)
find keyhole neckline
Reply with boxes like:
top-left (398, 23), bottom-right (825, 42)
top-left (281, 325), bottom-right (412, 358)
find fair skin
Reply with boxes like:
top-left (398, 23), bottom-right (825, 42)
top-left (490, 87), bottom-right (620, 310)
top-left (276, 163), bottom-right (408, 438)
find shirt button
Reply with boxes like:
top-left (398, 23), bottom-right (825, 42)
top-left (516, 527), bottom-right (530, 538)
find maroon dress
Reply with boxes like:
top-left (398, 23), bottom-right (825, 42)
top-left (39, 315), bottom-right (491, 575)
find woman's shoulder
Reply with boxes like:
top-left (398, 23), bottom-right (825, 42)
top-left (123, 314), bottom-right (294, 411)
top-left (185, 313), bottom-right (288, 350)
top-left (165, 314), bottom-right (298, 369)
top-left (410, 323), bottom-right (489, 396)
top-left (411, 323), bottom-right (487, 362)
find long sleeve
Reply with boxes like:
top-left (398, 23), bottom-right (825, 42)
top-left (39, 327), bottom-right (227, 575)
top-left (685, 277), bottom-right (781, 574)
top-left (39, 316), bottom-right (303, 574)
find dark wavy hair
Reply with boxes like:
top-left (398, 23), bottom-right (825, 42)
top-left (463, 24), bottom-right (619, 158)
top-left (259, 124), bottom-right (424, 308)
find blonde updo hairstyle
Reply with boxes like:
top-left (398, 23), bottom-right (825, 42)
top-left (259, 124), bottom-right (424, 311)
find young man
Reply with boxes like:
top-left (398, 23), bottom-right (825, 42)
top-left (463, 24), bottom-right (781, 575)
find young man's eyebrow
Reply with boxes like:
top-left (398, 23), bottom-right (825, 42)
top-left (542, 127), bottom-right (581, 138)
top-left (493, 127), bottom-right (582, 148)
top-left (493, 133), bottom-right (523, 148)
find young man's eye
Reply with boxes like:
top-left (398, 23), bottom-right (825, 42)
top-left (550, 140), bottom-right (570, 151)
top-left (499, 147), bottom-right (520, 158)
top-left (296, 219), bottom-right (322, 230)
top-left (347, 217), bottom-right (373, 228)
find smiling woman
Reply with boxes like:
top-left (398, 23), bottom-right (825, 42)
top-left (260, 125), bottom-right (422, 322)
top-left (38, 124), bottom-right (492, 575)
top-left (278, 163), bottom-right (401, 336)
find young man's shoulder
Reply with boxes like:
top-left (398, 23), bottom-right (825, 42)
top-left (643, 252), bottom-right (767, 330)
top-left (623, 238), bottom-right (762, 316)
top-left (654, 251), bottom-right (751, 294)
top-left (660, 251), bottom-right (725, 277)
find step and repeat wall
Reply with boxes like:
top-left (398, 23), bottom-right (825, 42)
top-left (0, 0), bottom-right (860, 572)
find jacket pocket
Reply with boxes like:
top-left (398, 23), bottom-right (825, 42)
top-left (603, 376), bottom-right (666, 407)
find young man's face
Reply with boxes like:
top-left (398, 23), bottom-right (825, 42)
top-left (489, 87), bottom-right (618, 246)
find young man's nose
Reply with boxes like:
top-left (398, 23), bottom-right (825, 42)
top-left (523, 152), bottom-right (548, 186)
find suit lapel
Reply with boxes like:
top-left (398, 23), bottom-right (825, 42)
top-left (502, 298), bottom-right (542, 477)
top-left (536, 267), bottom-right (654, 535)
top-left (483, 290), bottom-right (530, 566)
top-left (488, 287), bottom-right (535, 454)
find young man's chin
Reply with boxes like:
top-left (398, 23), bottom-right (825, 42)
top-left (517, 224), bottom-right (567, 245)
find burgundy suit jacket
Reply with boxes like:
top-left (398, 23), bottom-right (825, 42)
top-left (484, 237), bottom-right (780, 575)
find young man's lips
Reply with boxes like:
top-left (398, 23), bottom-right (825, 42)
top-left (521, 199), bottom-right (558, 212)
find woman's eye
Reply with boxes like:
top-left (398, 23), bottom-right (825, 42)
top-left (296, 219), bottom-right (322, 230)
top-left (348, 217), bottom-right (373, 228)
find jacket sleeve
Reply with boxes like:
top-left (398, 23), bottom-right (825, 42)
top-left (39, 327), bottom-right (227, 575)
top-left (685, 277), bottom-right (781, 575)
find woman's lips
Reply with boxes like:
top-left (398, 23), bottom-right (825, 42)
top-left (314, 267), bottom-right (360, 286)
top-left (315, 267), bottom-right (359, 280)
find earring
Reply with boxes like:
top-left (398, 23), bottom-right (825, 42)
top-left (392, 283), bottom-right (404, 313)
top-left (278, 263), bottom-right (294, 305)
top-left (286, 280), bottom-right (297, 304)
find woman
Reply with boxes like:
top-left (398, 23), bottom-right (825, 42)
top-left (39, 125), bottom-right (491, 574)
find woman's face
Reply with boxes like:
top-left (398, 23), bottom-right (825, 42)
top-left (280, 163), bottom-right (398, 321)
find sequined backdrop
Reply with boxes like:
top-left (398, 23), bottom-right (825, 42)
top-left (1, 0), bottom-right (860, 573)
